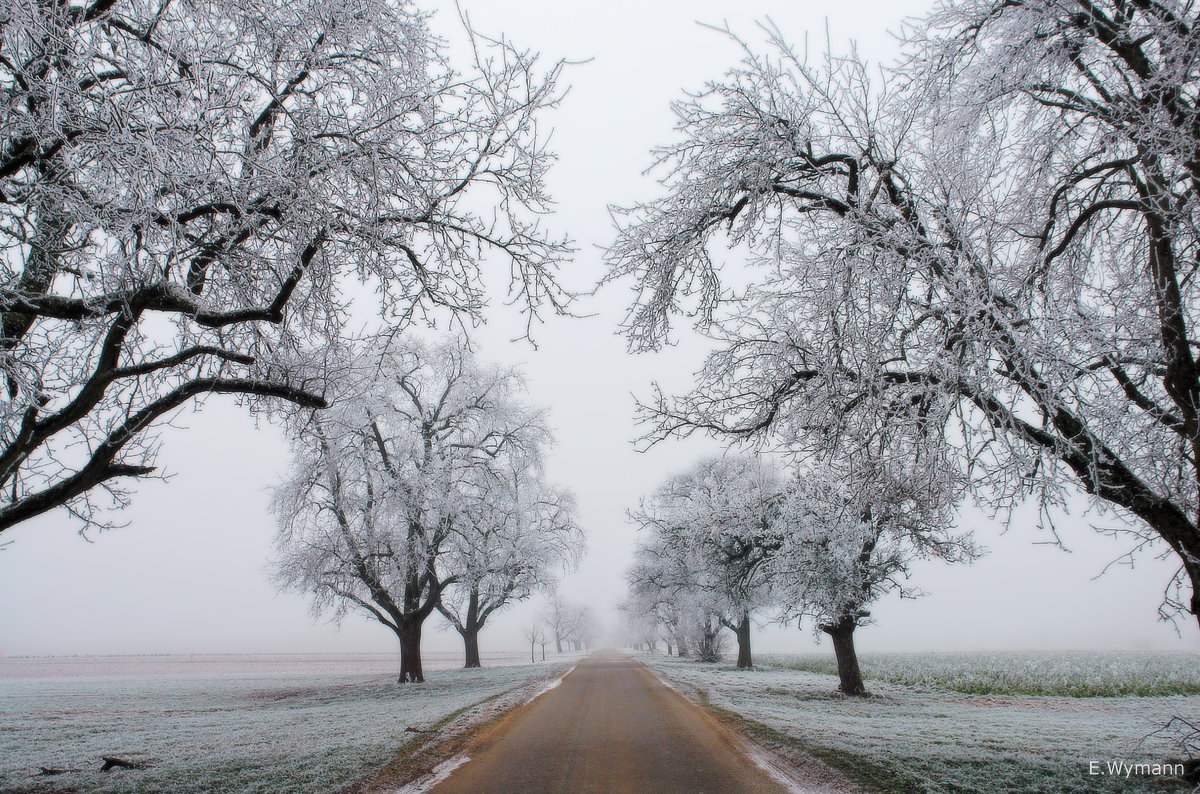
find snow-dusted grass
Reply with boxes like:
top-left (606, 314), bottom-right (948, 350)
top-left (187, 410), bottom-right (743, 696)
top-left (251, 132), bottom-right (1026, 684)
top-left (758, 651), bottom-right (1200, 698)
top-left (0, 653), bottom-right (576, 793)
top-left (643, 653), bottom-right (1200, 793)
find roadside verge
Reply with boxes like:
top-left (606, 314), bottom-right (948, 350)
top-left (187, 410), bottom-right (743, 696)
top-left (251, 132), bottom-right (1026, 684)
top-left (344, 660), bottom-right (581, 794)
top-left (637, 657), bottom-right (868, 794)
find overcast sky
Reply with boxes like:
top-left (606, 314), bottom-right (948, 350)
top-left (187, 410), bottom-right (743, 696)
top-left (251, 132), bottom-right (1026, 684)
top-left (1, 0), bottom-right (1197, 660)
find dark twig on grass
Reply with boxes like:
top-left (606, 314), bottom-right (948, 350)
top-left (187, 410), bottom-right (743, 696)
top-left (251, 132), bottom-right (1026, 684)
top-left (100, 756), bottom-right (144, 772)
top-left (1137, 716), bottom-right (1200, 784)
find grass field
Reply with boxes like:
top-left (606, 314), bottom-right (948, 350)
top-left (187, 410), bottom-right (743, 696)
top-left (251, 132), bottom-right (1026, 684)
top-left (0, 652), bottom-right (576, 793)
top-left (757, 650), bottom-right (1200, 698)
top-left (643, 651), bottom-right (1200, 793)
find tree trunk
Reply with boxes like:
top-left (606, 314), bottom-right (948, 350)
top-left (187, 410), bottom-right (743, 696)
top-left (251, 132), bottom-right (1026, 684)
top-left (462, 628), bottom-right (481, 669)
top-left (555, 636), bottom-right (563, 653)
top-left (397, 620), bottom-right (424, 683)
top-left (461, 589), bottom-right (481, 668)
top-left (696, 620), bottom-right (721, 663)
top-left (665, 638), bottom-right (673, 656)
top-left (675, 632), bottom-right (689, 657)
top-left (735, 611), bottom-right (752, 669)
top-left (823, 619), bottom-right (865, 696)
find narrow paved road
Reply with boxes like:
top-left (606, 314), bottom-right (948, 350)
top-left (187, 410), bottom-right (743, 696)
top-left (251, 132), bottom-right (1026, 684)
top-left (430, 651), bottom-right (787, 793)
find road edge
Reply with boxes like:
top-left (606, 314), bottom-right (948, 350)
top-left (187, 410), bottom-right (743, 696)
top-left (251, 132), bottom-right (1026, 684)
top-left (636, 657), bottom-right (870, 794)
top-left (342, 659), bottom-right (583, 794)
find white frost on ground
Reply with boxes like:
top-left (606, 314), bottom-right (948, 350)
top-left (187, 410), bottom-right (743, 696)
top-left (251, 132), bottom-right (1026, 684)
top-left (643, 652), bottom-right (1200, 794)
top-left (391, 753), bottom-right (470, 794)
top-left (0, 652), bottom-right (580, 793)
top-left (0, 651), bottom-right (537, 680)
top-left (741, 740), bottom-right (861, 794)
top-left (643, 659), bottom-right (863, 794)
top-left (757, 651), bottom-right (1200, 698)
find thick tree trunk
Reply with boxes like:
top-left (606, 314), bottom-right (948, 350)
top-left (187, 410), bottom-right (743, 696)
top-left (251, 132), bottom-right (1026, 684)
top-left (675, 632), bottom-right (689, 657)
top-left (461, 589), bottom-right (481, 668)
top-left (555, 636), bottom-right (563, 653)
top-left (823, 619), bottom-right (866, 696)
top-left (665, 638), bottom-right (673, 656)
top-left (734, 611), bottom-right (752, 669)
top-left (397, 621), bottom-right (424, 683)
top-left (462, 628), bottom-right (481, 668)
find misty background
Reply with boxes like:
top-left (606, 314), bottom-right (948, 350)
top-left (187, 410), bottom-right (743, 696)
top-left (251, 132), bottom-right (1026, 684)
top-left (1, 0), bottom-right (1195, 659)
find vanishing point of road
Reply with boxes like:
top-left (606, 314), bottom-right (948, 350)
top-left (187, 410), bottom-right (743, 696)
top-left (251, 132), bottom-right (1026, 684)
top-left (430, 651), bottom-right (788, 793)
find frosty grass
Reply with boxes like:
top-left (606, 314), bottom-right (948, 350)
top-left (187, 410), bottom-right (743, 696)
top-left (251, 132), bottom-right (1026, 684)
top-left (759, 650), bottom-right (1200, 698)
top-left (644, 651), bottom-right (1200, 793)
top-left (0, 652), bottom-right (573, 793)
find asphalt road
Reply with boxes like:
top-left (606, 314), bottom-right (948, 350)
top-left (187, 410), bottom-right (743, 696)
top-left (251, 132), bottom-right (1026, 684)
top-left (429, 651), bottom-right (787, 793)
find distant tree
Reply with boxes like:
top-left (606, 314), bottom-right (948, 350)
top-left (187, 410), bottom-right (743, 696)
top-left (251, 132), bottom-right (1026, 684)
top-left (617, 593), bottom-right (668, 653)
top-left (628, 456), bottom-right (781, 668)
top-left (691, 613), bottom-right (726, 664)
top-left (628, 523), bottom-right (732, 663)
top-left (543, 589), bottom-right (571, 654)
top-left (772, 452), bottom-right (975, 695)
top-left (524, 624), bottom-right (543, 664)
top-left (626, 539), bottom-right (686, 652)
top-left (563, 605), bottom-right (596, 651)
top-left (0, 0), bottom-right (568, 538)
top-left (272, 336), bottom-right (548, 683)
top-left (436, 466), bottom-right (581, 668)
top-left (606, 2), bottom-right (1200, 628)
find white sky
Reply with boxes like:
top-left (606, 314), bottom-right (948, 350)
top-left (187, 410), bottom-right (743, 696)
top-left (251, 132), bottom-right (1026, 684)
top-left (1, 0), bottom-right (1197, 660)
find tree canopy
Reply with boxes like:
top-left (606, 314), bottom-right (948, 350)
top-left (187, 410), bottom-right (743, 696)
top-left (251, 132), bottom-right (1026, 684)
top-left (607, 0), bottom-right (1200, 627)
top-left (272, 335), bottom-right (575, 681)
top-left (0, 0), bottom-right (568, 536)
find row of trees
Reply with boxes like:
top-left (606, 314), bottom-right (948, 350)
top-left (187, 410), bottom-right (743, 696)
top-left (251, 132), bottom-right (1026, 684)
top-left (623, 451), bottom-right (974, 695)
top-left (525, 591), bottom-right (598, 661)
top-left (7, 0), bottom-right (1198, 688)
top-left (0, 0), bottom-right (582, 683)
top-left (272, 336), bottom-right (583, 682)
top-left (607, 0), bottom-right (1200, 634)
top-left (543, 591), bottom-right (598, 653)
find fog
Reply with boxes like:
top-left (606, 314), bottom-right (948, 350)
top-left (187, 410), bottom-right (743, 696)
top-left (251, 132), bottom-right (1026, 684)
top-left (1, 0), bottom-right (1196, 660)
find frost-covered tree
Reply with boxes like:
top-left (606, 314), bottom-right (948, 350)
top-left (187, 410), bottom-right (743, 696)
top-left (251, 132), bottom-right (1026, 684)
top-left (618, 594), bottom-right (668, 652)
top-left (621, 567), bottom-right (687, 655)
top-left (544, 600), bottom-right (596, 652)
top-left (606, 1), bottom-right (1200, 627)
top-left (542, 588), bottom-right (581, 654)
top-left (0, 0), bottom-right (568, 537)
top-left (272, 336), bottom-right (549, 682)
top-left (523, 623), bottom-right (544, 663)
top-left (628, 456), bottom-right (782, 668)
top-left (436, 465), bottom-right (581, 668)
top-left (563, 604), bottom-right (597, 651)
top-left (772, 452), bottom-right (975, 695)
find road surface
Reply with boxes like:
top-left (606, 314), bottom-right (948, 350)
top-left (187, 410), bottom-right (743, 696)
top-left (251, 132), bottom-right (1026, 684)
top-left (430, 651), bottom-right (787, 793)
